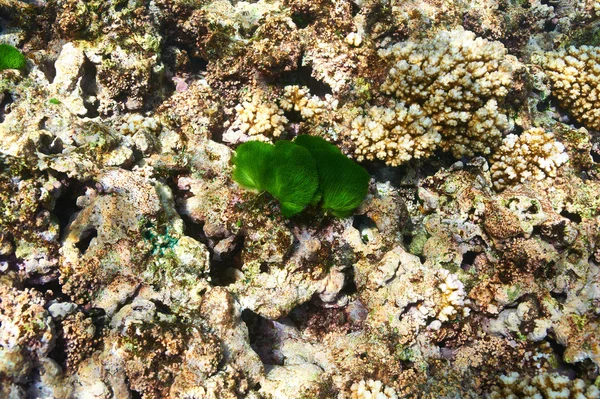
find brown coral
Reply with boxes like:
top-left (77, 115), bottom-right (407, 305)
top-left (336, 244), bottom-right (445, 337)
top-left (61, 312), bottom-right (97, 368)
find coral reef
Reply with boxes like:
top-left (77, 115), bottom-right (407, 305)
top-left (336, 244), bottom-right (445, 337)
top-left (0, 278), bottom-right (55, 384)
top-left (350, 379), bottom-right (399, 399)
top-left (487, 372), bottom-right (600, 399)
top-left (229, 92), bottom-right (288, 142)
top-left (1, 0), bottom-right (600, 397)
top-left (280, 85), bottom-right (336, 121)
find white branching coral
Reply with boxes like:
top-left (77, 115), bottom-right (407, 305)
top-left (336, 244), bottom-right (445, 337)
top-left (118, 114), bottom-right (160, 135)
top-left (487, 372), bottom-right (600, 399)
top-left (349, 29), bottom-right (516, 166)
top-left (345, 32), bottom-right (363, 47)
top-left (594, 0), bottom-right (600, 16)
top-left (350, 379), bottom-right (399, 399)
top-left (418, 269), bottom-right (472, 331)
top-left (490, 128), bottom-right (569, 191)
top-left (435, 269), bottom-right (470, 323)
top-left (350, 100), bottom-right (441, 166)
top-left (232, 94), bottom-right (288, 140)
top-left (541, 45), bottom-right (600, 130)
top-left (280, 85), bottom-right (337, 120)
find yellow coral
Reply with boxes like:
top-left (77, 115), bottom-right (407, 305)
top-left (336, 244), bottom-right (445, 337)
top-left (350, 100), bottom-right (441, 166)
top-left (436, 269), bottom-right (471, 323)
top-left (488, 371), bottom-right (600, 399)
top-left (542, 45), bottom-right (600, 130)
top-left (350, 379), bottom-right (399, 399)
top-left (280, 85), bottom-right (336, 120)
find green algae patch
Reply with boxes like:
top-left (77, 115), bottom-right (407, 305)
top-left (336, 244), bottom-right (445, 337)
top-left (295, 135), bottom-right (370, 217)
top-left (265, 140), bottom-right (319, 217)
top-left (232, 136), bottom-right (370, 218)
top-left (295, 134), bottom-right (342, 156)
top-left (232, 140), bottom-right (274, 192)
top-left (0, 44), bottom-right (26, 70)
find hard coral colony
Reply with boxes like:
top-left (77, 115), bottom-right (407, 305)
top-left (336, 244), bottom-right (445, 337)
top-left (1, 0), bottom-right (600, 398)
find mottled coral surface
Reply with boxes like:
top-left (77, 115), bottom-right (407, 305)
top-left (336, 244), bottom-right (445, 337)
top-left (1, 0), bottom-right (600, 398)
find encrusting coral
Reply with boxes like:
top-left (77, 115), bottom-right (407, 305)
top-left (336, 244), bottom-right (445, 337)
top-left (349, 29), bottom-right (517, 166)
top-left (0, 279), bottom-right (55, 383)
top-left (541, 45), bottom-right (600, 131)
top-left (490, 128), bottom-right (569, 191)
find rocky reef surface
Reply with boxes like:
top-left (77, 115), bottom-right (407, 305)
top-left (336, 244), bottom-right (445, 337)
top-left (1, 0), bottom-right (600, 398)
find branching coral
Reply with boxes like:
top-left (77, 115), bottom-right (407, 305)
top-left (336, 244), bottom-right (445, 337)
top-left (349, 29), bottom-right (517, 166)
top-left (490, 128), bottom-right (569, 191)
top-left (487, 372), bottom-right (600, 399)
top-left (350, 379), bottom-right (399, 399)
top-left (350, 100), bottom-right (442, 166)
top-left (118, 114), bottom-right (160, 136)
top-left (280, 85), bottom-right (337, 120)
top-left (415, 269), bottom-right (472, 330)
top-left (232, 93), bottom-right (288, 141)
top-left (435, 269), bottom-right (471, 323)
top-left (541, 45), bottom-right (600, 130)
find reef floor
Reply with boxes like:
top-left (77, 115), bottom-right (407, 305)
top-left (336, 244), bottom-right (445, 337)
top-left (1, 0), bottom-right (600, 398)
